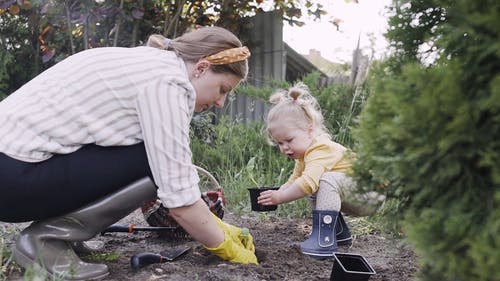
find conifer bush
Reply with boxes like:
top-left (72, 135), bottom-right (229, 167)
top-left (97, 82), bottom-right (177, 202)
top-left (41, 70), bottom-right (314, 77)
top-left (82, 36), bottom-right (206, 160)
top-left (352, 1), bottom-right (499, 280)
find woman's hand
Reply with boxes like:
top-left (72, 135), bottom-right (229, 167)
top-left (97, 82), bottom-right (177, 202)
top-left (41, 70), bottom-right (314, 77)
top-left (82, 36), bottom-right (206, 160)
top-left (205, 214), bottom-right (258, 264)
top-left (170, 201), bottom-right (257, 264)
top-left (205, 235), bottom-right (258, 264)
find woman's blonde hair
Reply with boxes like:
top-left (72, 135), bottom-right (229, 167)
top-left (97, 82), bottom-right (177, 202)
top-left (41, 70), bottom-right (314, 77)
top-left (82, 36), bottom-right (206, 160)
top-left (147, 26), bottom-right (248, 80)
top-left (265, 82), bottom-right (330, 143)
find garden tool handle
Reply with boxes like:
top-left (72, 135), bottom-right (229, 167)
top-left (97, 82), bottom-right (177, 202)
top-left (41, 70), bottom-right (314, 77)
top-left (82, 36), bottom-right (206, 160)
top-left (130, 247), bottom-right (191, 270)
top-left (130, 252), bottom-right (164, 270)
top-left (101, 224), bottom-right (177, 234)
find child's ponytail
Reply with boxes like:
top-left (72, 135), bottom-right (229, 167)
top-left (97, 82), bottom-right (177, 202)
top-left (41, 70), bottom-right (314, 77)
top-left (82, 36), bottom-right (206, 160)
top-left (266, 83), bottom-right (330, 140)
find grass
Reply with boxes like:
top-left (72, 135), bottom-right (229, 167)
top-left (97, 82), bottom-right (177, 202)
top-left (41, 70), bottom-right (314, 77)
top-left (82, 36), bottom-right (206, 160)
top-left (82, 252), bottom-right (120, 262)
top-left (0, 224), bottom-right (22, 281)
top-left (0, 239), bottom-right (15, 281)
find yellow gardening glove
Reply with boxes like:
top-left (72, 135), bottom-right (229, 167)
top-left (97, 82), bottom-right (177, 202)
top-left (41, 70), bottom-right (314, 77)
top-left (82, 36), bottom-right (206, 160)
top-left (237, 227), bottom-right (255, 253)
top-left (205, 235), bottom-right (258, 264)
top-left (205, 214), bottom-right (258, 264)
top-left (212, 214), bottom-right (255, 252)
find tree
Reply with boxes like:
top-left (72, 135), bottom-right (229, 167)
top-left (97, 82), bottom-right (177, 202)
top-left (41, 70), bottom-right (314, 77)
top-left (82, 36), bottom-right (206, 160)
top-left (0, 0), bottom-right (328, 95)
top-left (353, 1), bottom-right (499, 280)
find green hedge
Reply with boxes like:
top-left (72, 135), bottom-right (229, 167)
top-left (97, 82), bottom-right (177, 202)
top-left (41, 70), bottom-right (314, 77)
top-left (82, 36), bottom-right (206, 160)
top-left (352, 1), bottom-right (499, 280)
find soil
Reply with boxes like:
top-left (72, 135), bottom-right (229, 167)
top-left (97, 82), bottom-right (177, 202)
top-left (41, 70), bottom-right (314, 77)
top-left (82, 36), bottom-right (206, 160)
top-left (4, 209), bottom-right (418, 281)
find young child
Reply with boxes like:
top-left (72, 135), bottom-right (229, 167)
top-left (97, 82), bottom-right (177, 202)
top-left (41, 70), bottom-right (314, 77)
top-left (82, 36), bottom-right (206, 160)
top-left (258, 83), bottom-right (384, 259)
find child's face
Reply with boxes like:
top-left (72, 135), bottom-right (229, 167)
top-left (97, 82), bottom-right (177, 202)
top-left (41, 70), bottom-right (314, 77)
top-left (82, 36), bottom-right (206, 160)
top-left (268, 118), bottom-right (314, 160)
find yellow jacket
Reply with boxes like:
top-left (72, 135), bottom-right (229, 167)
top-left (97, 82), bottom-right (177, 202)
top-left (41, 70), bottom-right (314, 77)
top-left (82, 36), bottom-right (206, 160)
top-left (286, 135), bottom-right (353, 195)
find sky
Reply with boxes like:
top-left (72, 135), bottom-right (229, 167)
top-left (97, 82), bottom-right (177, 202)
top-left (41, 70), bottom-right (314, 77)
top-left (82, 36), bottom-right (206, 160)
top-left (282, 0), bottom-right (393, 64)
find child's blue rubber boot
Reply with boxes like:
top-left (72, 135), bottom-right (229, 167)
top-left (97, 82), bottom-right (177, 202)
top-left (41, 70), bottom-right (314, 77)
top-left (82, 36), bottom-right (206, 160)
top-left (300, 210), bottom-right (339, 259)
top-left (335, 212), bottom-right (352, 246)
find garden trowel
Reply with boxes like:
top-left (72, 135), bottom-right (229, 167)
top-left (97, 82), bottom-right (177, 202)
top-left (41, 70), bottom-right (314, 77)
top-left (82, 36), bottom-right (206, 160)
top-left (130, 246), bottom-right (191, 270)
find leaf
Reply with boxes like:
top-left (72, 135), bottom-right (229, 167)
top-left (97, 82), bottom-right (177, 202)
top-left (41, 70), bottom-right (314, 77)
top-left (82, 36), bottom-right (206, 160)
top-left (330, 18), bottom-right (343, 31)
top-left (289, 7), bottom-right (301, 18)
top-left (246, 156), bottom-right (256, 171)
top-left (1, 0), bottom-right (15, 10)
top-left (40, 2), bottom-right (49, 14)
top-left (21, 0), bottom-right (31, 9)
top-left (108, 25), bottom-right (116, 36)
top-left (42, 48), bottom-right (55, 63)
top-left (8, 3), bottom-right (19, 15)
top-left (131, 8), bottom-right (144, 19)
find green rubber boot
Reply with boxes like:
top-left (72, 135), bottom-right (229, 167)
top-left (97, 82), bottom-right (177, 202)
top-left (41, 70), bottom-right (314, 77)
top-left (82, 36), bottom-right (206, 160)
top-left (12, 178), bottom-right (157, 280)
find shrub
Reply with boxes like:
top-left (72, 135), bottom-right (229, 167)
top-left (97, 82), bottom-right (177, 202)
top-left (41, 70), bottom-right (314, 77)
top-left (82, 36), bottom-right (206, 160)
top-left (352, 1), bottom-right (499, 280)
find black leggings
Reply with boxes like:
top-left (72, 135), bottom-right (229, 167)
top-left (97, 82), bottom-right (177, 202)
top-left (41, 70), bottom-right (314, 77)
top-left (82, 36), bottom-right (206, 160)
top-left (0, 143), bottom-right (153, 222)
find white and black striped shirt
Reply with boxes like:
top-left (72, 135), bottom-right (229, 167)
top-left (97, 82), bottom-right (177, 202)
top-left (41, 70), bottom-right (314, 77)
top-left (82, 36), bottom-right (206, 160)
top-left (0, 46), bottom-right (201, 208)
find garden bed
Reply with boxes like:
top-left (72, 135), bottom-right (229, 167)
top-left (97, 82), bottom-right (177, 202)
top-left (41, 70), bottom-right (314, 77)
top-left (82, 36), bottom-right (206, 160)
top-left (3, 209), bottom-right (417, 281)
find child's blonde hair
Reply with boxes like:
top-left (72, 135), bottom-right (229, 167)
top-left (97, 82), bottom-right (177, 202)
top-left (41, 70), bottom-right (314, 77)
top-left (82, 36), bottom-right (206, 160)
top-left (265, 82), bottom-right (330, 143)
top-left (146, 26), bottom-right (248, 80)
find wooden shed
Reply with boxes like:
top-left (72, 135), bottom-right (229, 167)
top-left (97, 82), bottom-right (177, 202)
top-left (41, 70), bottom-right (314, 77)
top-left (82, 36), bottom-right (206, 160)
top-left (217, 10), bottom-right (326, 123)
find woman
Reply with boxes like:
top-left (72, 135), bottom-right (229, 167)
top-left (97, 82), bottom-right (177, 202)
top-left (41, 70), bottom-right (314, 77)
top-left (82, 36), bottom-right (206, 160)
top-left (0, 26), bottom-right (257, 280)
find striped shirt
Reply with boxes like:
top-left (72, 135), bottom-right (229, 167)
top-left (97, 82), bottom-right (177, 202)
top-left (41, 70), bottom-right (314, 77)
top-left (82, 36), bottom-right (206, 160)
top-left (0, 46), bottom-right (201, 208)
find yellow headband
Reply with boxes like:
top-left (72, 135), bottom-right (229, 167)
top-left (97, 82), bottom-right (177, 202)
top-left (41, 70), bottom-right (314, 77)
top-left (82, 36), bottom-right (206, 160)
top-left (203, 46), bottom-right (250, 65)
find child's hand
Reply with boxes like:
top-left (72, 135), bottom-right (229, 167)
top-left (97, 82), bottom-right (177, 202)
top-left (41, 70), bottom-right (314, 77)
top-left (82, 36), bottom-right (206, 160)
top-left (257, 190), bottom-right (282, 205)
top-left (280, 183), bottom-right (290, 190)
top-left (258, 183), bottom-right (307, 205)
